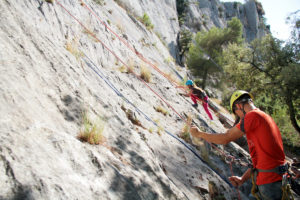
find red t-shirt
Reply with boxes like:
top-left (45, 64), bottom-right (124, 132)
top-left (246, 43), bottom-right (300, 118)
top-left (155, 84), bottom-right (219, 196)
top-left (236, 109), bottom-right (285, 185)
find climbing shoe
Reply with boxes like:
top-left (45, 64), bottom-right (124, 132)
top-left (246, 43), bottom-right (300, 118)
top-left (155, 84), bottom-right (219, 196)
top-left (192, 103), bottom-right (198, 108)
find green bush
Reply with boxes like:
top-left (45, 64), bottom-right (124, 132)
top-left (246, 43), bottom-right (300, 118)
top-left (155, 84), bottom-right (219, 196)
top-left (233, 93), bottom-right (300, 157)
top-left (93, 0), bottom-right (105, 6)
top-left (77, 113), bottom-right (106, 145)
top-left (141, 13), bottom-right (154, 30)
top-left (179, 29), bottom-right (193, 56)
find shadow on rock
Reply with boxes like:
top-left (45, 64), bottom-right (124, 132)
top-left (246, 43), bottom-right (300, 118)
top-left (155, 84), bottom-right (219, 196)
top-left (109, 167), bottom-right (159, 200)
top-left (1, 185), bottom-right (34, 200)
top-left (128, 151), bottom-right (179, 199)
top-left (60, 94), bottom-right (83, 125)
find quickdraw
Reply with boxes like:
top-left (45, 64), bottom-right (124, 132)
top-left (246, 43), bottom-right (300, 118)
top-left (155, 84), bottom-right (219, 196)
top-left (281, 174), bottom-right (294, 200)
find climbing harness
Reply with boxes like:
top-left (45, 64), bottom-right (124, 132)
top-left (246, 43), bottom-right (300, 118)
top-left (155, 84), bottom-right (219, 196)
top-left (250, 164), bottom-right (295, 200)
top-left (257, 163), bottom-right (289, 174)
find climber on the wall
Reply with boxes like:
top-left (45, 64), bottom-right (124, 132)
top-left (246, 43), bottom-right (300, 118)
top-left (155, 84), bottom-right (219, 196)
top-left (189, 90), bottom-right (292, 199)
top-left (179, 80), bottom-right (213, 120)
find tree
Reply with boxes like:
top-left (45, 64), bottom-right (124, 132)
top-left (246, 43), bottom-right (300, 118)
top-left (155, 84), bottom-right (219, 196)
top-left (222, 34), bottom-right (300, 133)
top-left (178, 29), bottom-right (193, 58)
top-left (187, 17), bottom-right (243, 89)
top-left (286, 10), bottom-right (300, 61)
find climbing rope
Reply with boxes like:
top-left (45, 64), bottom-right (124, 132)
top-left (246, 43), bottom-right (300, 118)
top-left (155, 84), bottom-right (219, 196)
top-left (80, 0), bottom-right (183, 88)
top-left (55, 1), bottom-right (245, 198)
top-left (82, 52), bottom-right (233, 188)
top-left (227, 156), bottom-right (242, 200)
top-left (80, 0), bottom-right (233, 126)
top-left (281, 174), bottom-right (295, 200)
top-left (56, 0), bottom-right (186, 123)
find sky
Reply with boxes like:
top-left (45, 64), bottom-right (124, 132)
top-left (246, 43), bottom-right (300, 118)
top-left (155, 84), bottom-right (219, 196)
top-left (220, 0), bottom-right (300, 41)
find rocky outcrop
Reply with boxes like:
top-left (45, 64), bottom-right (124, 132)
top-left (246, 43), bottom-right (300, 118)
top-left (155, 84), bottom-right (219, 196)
top-left (182, 0), bottom-right (268, 42)
top-left (0, 0), bottom-right (253, 199)
top-left (183, 0), bottom-right (227, 32)
top-left (223, 0), bottom-right (268, 42)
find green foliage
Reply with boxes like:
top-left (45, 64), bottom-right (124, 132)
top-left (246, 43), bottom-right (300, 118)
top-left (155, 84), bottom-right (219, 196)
top-left (218, 6), bottom-right (223, 13)
top-left (178, 29), bottom-right (193, 56)
top-left (187, 17), bottom-right (243, 88)
top-left (194, 79), bottom-right (202, 87)
top-left (226, 17), bottom-right (244, 44)
top-left (66, 39), bottom-right (84, 60)
top-left (164, 56), bottom-right (174, 64)
top-left (77, 113), bottom-right (106, 145)
top-left (180, 75), bottom-right (188, 86)
top-left (221, 34), bottom-right (300, 134)
top-left (202, 14), bottom-right (208, 20)
top-left (255, 95), bottom-right (300, 156)
top-left (180, 115), bottom-right (192, 142)
top-left (114, 0), bottom-right (127, 10)
top-left (155, 106), bottom-right (169, 116)
top-left (176, 0), bottom-right (188, 17)
top-left (93, 0), bottom-right (105, 6)
top-left (233, 2), bottom-right (238, 9)
top-left (140, 65), bottom-right (152, 82)
top-left (254, 0), bottom-right (265, 15)
top-left (176, 0), bottom-right (188, 26)
top-left (141, 13), bottom-right (154, 30)
top-left (155, 31), bottom-right (167, 47)
top-left (286, 11), bottom-right (300, 60)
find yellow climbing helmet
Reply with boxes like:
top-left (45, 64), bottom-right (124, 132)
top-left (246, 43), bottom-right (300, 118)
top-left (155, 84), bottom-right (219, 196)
top-left (230, 90), bottom-right (254, 112)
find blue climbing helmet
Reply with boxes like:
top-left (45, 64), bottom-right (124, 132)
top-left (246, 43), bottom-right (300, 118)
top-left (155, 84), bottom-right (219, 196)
top-left (185, 80), bottom-right (194, 86)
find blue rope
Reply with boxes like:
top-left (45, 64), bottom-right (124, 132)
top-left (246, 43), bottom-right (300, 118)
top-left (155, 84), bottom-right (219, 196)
top-left (82, 54), bottom-right (233, 188)
top-left (164, 130), bottom-right (232, 186)
top-left (82, 55), bottom-right (153, 123)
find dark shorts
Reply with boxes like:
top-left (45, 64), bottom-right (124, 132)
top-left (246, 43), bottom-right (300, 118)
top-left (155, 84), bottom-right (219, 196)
top-left (257, 181), bottom-right (282, 200)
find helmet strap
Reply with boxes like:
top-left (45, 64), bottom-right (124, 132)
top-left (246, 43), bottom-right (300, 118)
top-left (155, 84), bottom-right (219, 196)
top-left (242, 103), bottom-right (246, 117)
top-left (235, 102), bottom-right (247, 117)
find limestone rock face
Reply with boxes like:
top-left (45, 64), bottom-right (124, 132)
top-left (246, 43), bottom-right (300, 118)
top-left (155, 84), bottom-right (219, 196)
top-left (183, 0), bottom-right (268, 42)
top-left (0, 0), bottom-right (252, 199)
top-left (114, 0), bottom-right (180, 58)
top-left (223, 0), bottom-right (268, 42)
top-left (183, 0), bottom-right (227, 31)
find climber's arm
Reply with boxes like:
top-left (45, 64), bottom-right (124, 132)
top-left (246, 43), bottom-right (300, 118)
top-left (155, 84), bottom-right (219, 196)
top-left (190, 126), bottom-right (244, 145)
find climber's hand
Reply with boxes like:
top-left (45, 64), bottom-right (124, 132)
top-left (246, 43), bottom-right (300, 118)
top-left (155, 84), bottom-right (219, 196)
top-left (229, 176), bottom-right (243, 187)
top-left (190, 125), bottom-right (203, 138)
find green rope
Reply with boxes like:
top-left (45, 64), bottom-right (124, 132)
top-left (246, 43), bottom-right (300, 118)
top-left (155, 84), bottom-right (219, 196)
top-left (251, 169), bottom-right (261, 200)
top-left (281, 183), bottom-right (294, 200)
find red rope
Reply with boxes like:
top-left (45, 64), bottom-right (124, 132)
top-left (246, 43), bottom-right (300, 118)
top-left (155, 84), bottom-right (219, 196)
top-left (228, 156), bottom-right (242, 199)
top-left (80, 0), bottom-right (235, 126)
top-left (56, 0), bottom-right (186, 122)
top-left (80, 0), bottom-right (234, 126)
top-left (80, 0), bottom-right (182, 88)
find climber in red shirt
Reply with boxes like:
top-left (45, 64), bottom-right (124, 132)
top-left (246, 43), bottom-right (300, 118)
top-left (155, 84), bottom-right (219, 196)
top-left (190, 90), bottom-right (287, 200)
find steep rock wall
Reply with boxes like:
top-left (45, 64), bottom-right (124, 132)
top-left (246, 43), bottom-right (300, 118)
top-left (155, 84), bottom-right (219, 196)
top-left (0, 0), bottom-right (252, 199)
